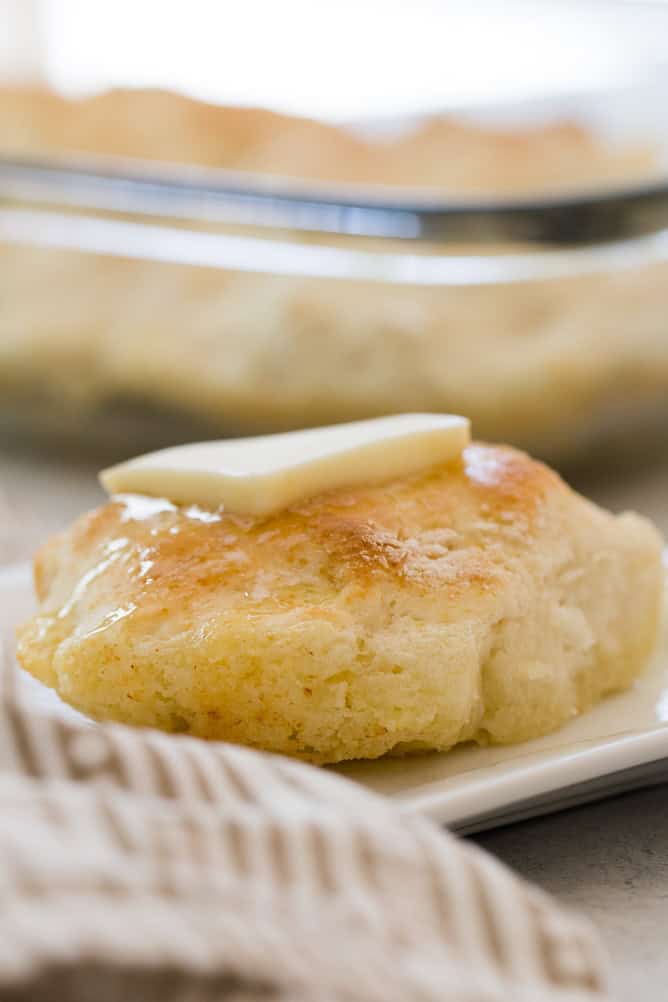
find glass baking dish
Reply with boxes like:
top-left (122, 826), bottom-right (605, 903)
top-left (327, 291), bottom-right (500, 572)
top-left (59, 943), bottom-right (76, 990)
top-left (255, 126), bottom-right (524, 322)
top-left (2, 0), bottom-right (668, 471)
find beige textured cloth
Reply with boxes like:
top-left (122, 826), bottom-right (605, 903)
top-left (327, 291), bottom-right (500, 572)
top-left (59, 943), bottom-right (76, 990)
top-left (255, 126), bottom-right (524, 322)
top-left (0, 638), bottom-right (613, 1002)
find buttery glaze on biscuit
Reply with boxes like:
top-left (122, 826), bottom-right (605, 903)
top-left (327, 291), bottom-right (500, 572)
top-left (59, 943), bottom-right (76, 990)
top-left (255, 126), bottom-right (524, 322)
top-left (99, 414), bottom-right (471, 515)
top-left (18, 445), bottom-right (663, 763)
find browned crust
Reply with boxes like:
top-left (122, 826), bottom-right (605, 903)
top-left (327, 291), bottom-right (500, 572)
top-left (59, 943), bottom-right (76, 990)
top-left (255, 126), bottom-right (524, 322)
top-left (33, 444), bottom-right (561, 615)
top-left (0, 86), bottom-right (656, 194)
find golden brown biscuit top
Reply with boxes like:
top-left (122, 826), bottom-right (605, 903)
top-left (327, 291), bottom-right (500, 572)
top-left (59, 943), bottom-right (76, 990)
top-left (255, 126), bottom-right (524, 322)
top-left (36, 445), bottom-right (562, 632)
top-left (1, 86), bottom-right (656, 195)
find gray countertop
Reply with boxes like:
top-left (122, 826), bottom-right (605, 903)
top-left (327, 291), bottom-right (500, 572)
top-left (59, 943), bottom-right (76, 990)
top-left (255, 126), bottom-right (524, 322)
top-left (2, 438), bottom-right (667, 1001)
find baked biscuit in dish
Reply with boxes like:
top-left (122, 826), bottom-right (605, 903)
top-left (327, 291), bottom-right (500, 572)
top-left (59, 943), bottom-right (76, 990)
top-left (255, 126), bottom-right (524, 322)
top-left (2, 251), bottom-right (668, 461)
top-left (0, 86), bottom-right (655, 192)
top-left (0, 87), bottom-right (665, 460)
top-left (16, 444), bottom-right (663, 764)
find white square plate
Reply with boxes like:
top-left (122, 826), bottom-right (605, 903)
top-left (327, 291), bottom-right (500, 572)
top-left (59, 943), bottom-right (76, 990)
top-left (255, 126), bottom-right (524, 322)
top-left (3, 561), bottom-right (667, 834)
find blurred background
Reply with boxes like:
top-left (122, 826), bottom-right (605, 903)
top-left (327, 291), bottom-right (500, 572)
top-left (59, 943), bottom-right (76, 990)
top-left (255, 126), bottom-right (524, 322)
top-left (7, 0), bottom-right (668, 118)
top-left (1, 0), bottom-right (668, 559)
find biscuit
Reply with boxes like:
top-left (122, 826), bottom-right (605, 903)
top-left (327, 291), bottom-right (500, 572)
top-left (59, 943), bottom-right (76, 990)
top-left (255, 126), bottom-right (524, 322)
top-left (2, 250), bottom-right (668, 461)
top-left (0, 86), bottom-right (655, 191)
top-left (0, 87), bottom-right (665, 459)
top-left (16, 444), bottom-right (664, 763)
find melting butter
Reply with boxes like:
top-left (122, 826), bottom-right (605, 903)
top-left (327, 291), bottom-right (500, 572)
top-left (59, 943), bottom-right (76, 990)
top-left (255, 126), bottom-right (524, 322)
top-left (100, 414), bottom-right (470, 516)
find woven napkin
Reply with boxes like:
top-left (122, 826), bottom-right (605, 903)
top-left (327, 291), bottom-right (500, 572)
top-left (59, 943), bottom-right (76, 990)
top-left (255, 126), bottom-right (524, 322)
top-left (0, 633), bottom-right (614, 1002)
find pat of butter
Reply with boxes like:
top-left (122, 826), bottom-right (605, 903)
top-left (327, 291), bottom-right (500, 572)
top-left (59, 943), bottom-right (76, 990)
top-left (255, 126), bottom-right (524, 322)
top-left (100, 414), bottom-right (470, 516)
